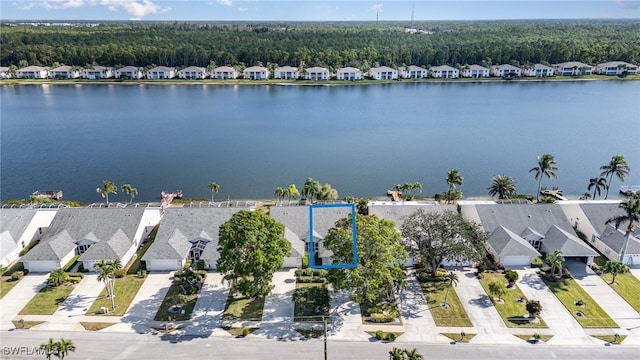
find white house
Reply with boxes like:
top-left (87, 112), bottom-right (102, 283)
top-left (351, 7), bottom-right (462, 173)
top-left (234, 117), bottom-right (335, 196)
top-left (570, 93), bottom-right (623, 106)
top-left (21, 208), bottom-right (160, 273)
top-left (0, 66), bottom-right (11, 79)
top-left (304, 66), bottom-right (330, 80)
top-left (369, 66), bottom-right (398, 80)
top-left (595, 61), bottom-right (638, 76)
top-left (48, 65), bottom-right (80, 79)
top-left (212, 66), bottom-right (238, 79)
top-left (461, 64), bottom-right (490, 78)
top-left (336, 67), bottom-right (362, 80)
top-left (115, 66), bottom-right (143, 79)
top-left (16, 66), bottom-right (48, 79)
top-left (178, 66), bottom-right (208, 79)
top-left (554, 61), bottom-right (593, 76)
top-left (1, 209), bottom-right (57, 268)
top-left (243, 66), bottom-right (269, 80)
top-left (561, 202), bottom-right (640, 266)
top-left (400, 65), bottom-right (428, 79)
top-left (430, 65), bottom-right (459, 79)
top-left (82, 66), bottom-right (113, 79)
top-left (523, 64), bottom-right (554, 77)
top-left (146, 66), bottom-right (176, 79)
top-left (274, 66), bottom-right (298, 80)
top-left (490, 64), bottom-right (521, 77)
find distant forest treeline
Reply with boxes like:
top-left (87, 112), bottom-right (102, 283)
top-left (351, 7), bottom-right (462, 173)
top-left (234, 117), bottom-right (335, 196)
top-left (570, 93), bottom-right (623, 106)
top-left (1, 20), bottom-right (639, 69)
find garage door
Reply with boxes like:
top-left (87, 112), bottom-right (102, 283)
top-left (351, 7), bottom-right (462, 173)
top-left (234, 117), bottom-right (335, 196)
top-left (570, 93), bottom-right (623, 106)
top-left (24, 261), bottom-right (57, 273)
top-left (500, 256), bottom-right (532, 267)
top-left (146, 259), bottom-right (181, 271)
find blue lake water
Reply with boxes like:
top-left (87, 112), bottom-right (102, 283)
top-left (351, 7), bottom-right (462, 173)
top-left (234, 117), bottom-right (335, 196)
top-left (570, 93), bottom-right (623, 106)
top-left (1, 81), bottom-right (639, 203)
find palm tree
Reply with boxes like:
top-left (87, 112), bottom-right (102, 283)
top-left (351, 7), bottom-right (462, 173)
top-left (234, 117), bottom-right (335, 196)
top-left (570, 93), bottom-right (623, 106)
top-left (605, 193), bottom-right (640, 262)
top-left (403, 348), bottom-right (424, 360)
top-left (600, 155), bottom-right (630, 200)
top-left (529, 154), bottom-right (558, 202)
top-left (94, 259), bottom-right (121, 310)
top-left (56, 338), bottom-right (76, 359)
top-left (446, 169), bottom-right (464, 192)
top-left (412, 182), bottom-right (423, 197)
top-left (40, 338), bottom-right (58, 360)
top-left (488, 174), bottom-right (516, 199)
top-left (388, 347), bottom-right (405, 360)
top-left (442, 271), bottom-right (459, 306)
top-left (96, 180), bottom-right (117, 204)
top-left (287, 184), bottom-right (300, 203)
top-left (121, 183), bottom-right (138, 204)
top-left (48, 268), bottom-right (68, 287)
top-left (545, 249), bottom-right (564, 277)
top-left (274, 187), bottom-right (285, 205)
top-left (208, 182), bottom-right (219, 202)
top-left (603, 260), bottom-right (627, 284)
top-left (302, 177), bottom-right (320, 203)
top-left (587, 176), bottom-right (607, 200)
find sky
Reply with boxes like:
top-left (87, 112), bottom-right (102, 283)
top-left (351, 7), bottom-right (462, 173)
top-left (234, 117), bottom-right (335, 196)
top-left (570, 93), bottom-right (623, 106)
top-left (0, 0), bottom-right (639, 21)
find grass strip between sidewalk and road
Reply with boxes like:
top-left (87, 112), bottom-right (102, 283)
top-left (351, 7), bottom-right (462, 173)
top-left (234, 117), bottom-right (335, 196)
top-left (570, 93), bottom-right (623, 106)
top-left (81, 322), bottom-right (116, 331)
top-left (541, 277), bottom-right (617, 328)
top-left (18, 285), bottom-right (74, 315)
top-left (478, 272), bottom-right (547, 328)
top-left (87, 275), bottom-right (145, 316)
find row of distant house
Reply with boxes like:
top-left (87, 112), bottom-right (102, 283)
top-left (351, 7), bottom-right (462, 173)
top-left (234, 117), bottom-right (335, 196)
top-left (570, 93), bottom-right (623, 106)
top-left (2, 200), bottom-right (638, 273)
top-left (2, 61), bottom-right (638, 81)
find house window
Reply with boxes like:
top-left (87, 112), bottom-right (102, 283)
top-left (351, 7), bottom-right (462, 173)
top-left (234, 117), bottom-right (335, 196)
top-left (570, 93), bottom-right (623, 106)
top-left (189, 239), bottom-right (209, 261)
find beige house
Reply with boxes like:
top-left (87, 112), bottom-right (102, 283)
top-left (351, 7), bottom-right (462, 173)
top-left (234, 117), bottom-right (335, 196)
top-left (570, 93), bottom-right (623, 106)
top-left (554, 61), bottom-right (593, 76)
top-left (16, 66), bottom-right (48, 79)
top-left (274, 66), bottom-right (298, 80)
top-left (49, 65), bottom-right (80, 79)
top-left (212, 66), bottom-right (238, 79)
top-left (243, 66), bottom-right (269, 80)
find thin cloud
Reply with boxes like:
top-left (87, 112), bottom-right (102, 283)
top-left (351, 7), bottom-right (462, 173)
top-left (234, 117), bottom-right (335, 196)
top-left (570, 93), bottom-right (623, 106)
top-left (613, 0), bottom-right (639, 10)
top-left (100, 0), bottom-right (171, 19)
top-left (372, 3), bottom-right (383, 12)
top-left (217, 0), bottom-right (233, 6)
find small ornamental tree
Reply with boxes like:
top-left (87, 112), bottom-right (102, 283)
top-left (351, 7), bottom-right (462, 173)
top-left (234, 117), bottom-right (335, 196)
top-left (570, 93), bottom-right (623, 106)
top-left (488, 281), bottom-right (506, 302)
top-left (526, 300), bottom-right (542, 319)
top-left (603, 260), bottom-right (628, 284)
top-left (504, 269), bottom-right (519, 287)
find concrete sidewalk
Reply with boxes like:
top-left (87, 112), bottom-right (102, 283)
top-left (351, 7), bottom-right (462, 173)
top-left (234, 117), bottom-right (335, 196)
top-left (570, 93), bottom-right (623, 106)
top-left (253, 269), bottom-right (300, 340)
top-left (0, 273), bottom-right (49, 330)
top-left (328, 289), bottom-right (369, 341)
top-left (102, 272), bottom-right (174, 334)
top-left (630, 268), bottom-right (640, 282)
top-left (396, 270), bottom-right (448, 343)
top-left (454, 269), bottom-right (521, 344)
top-left (565, 260), bottom-right (640, 345)
top-left (516, 268), bottom-right (596, 345)
top-left (185, 272), bottom-right (231, 337)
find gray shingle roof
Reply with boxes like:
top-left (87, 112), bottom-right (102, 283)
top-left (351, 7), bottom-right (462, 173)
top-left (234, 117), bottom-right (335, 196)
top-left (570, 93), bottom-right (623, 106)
top-left (475, 204), bottom-right (574, 235)
top-left (369, 204), bottom-right (457, 230)
top-left (78, 229), bottom-right (132, 261)
top-left (542, 225), bottom-right (598, 257)
top-left (284, 227), bottom-right (305, 257)
top-left (600, 225), bottom-right (640, 255)
top-left (270, 206), bottom-right (351, 241)
top-left (142, 207), bottom-right (239, 263)
top-left (1, 209), bottom-right (39, 242)
top-left (489, 225), bottom-right (540, 258)
top-left (579, 203), bottom-right (640, 237)
top-left (21, 208), bottom-right (145, 262)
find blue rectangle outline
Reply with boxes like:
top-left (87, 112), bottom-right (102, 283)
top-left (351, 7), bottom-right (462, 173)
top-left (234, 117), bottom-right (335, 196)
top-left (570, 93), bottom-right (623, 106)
top-left (309, 203), bottom-right (358, 269)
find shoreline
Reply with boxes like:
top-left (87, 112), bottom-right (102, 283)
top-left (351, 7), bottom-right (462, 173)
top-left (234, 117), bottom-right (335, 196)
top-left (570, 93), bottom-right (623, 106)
top-left (1, 75), bottom-right (638, 87)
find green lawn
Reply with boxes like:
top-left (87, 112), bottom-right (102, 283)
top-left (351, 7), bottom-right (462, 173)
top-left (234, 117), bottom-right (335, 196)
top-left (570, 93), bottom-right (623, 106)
top-left (592, 334), bottom-right (627, 344)
top-left (80, 322), bottom-right (116, 331)
top-left (601, 273), bottom-right (640, 312)
top-left (440, 333), bottom-right (477, 343)
top-left (87, 275), bottom-right (145, 316)
top-left (18, 285), bottom-right (74, 315)
top-left (542, 277), bottom-right (617, 328)
top-left (293, 283), bottom-right (329, 322)
top-left (419, 279), bottom-right (473, 327)
top-left (0, 276), bottom-right (19, 300)
top-left (514, 334), bottom-right (554, 342)
top-left (478, 273), bottom-right (547, 328)
top-left (154, 284), bottom-right (200, 321)
top-left (222, 287), bottom-right (266, 321)
top-left (12, 320), bottom-right (44, 329)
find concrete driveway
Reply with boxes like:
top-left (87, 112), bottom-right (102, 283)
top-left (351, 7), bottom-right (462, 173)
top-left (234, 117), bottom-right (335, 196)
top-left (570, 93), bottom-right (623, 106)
top-left (0, 273), bottom-right (49, 330)
top-left (186, 272), bottom-right (231, 337)
top-left (253, 269), bottom-right (300, 339)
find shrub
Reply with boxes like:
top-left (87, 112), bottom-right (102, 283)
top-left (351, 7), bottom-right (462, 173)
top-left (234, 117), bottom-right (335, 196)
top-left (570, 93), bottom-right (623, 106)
top-left (141, 270), bottom-right (147, 277)
top-left (386, 333), bottom-right (396, 342)
top-left (476, 273), bottom-right (483, 279)
top-left (242, 328), bottom-right (250, 337)
top-left (294, 269), bottom-right (304, 277)
top-left (183, 260), bottom-right (192, 270)
top-left (526, 300), bottom-right (542, 318)
top-left (533, 333), bottom-right (542, 340)
top-left (369, 313), bottom-right (395, 323)
top-left (301, 254), bottom-right (309, 269)
top-left (11, 271), bottom-right (24, 281)
top-left (312, 277), bottom-right (326, 283)
top-left (505, 269), bottom-right (519, 285)
top-left (313, 269), bottom-right (328, 278)
top-left (19, 240), bottom-right (39, 256)
top-left (590, 263), bottom-right (602, 275)
top-left (530, 257), bottom-right (544, 268)
top-left (47, 268), bottom-right (69, 287)
top-left (304, 268), bottom-right (314, 277)
top-left (67, 272), bottom-right (85, 279)
top-left (67, 276), bottom-right (82, 284)
top-left (375, 330), bottom-right (384, 340)
top-left (195, 259), bottom-right (206, 271)
top-left (114, 269), bottom-right (126, 278)
top-left (62, 255), bottom-right (80, 272)
top-left (297, 276), bottom-right (313, 283)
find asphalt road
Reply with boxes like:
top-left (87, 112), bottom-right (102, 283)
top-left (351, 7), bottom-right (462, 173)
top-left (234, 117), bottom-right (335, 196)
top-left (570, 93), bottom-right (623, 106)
top-left (1, 330), bottom-right (639, 360)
